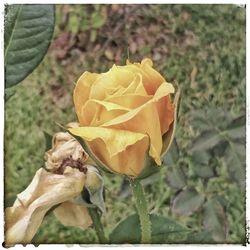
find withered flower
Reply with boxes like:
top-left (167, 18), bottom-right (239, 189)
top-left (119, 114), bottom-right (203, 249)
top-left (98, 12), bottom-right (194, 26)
top-left (5, 123), bottom-right (105, 246)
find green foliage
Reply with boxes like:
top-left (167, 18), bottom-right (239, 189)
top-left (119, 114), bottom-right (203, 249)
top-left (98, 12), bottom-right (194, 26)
top-left (91, 6), bottom-right (107, 29)
top-left (203, 198), bottom-right (228, 242)
top-left (163, 107), bottom-right (245, 242)
top-left (110, 213), bottom-right (190, 244)
top-left (172, 188), bottom-right (205, 216)
top-left (189, 108), bottom-right (245, 188)
top-left (4, 4), bottom-right (55, 88)
top-left (165, 164), bottom-right (186, 190)
top-left (58, 5), bottom-right (107, 35)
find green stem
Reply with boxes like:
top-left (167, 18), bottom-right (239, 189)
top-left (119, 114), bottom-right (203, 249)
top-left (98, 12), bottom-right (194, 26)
top-left (129, 178), bottom-right (151, 244)
top-left (88, 207), bottom-right (108, 244)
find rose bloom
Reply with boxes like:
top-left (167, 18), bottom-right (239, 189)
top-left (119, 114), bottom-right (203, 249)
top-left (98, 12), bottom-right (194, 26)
top-left (70, 58), bottom-right (176, 177)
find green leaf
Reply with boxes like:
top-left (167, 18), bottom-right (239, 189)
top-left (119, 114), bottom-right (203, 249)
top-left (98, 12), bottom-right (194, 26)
top-left (185, 231), bottom-right (214, 243)
top-left (191, 151), bottom-right (214, 178)
top-left (189, 112), bottom-right (245, 184)
top-left (68, 13), bottom-right (79, 33)
top-left (203, 198), bottom-right (228, 242)
top-left (163, 139), bottom-right (179, 166)
top-left (43, 131), bottom-right (52, 152)
top-left (227, 115), bottom-right (245, 129)
top-left (189, 130), bottom-right (223, 153)
top-left (226, 126), bottom-right (245, 140)
top-left (110, 213), bottom-right (190, 244)
top-left (189, 112), bottom-right (245, 153)
top-left (226, 115), bottom-right (245, 140)
top-left (193, 164), bottom-right (214, 179)
top-left (172, 188), bottom-right (205, 216)
top-left (190, 107), bottom-right (233, 131)
top-left (165, 165), bottom-right (186, 190)
top-left (164, 140), bottom-right (186, 190)
top-left (224, 143), bottom-right (245, 188)
top-left (4, 4), bottom-right (55, 88)
top-left (191, 150), bottom-right (210, 165)
top-left (91, 12), bottom-right (106, 29)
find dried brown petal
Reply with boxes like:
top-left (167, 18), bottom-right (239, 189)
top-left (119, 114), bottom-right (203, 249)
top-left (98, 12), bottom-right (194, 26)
top-left (5, 167), bottom-right (86, 245)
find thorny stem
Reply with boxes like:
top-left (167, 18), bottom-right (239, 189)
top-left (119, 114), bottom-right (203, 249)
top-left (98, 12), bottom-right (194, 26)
top-left (129, 178), bottom-right (151, 244)
top-left (88, 207), bottom-right (108, 244)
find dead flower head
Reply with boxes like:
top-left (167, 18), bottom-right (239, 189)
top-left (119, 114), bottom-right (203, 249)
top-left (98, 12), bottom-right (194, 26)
top-left (5, 123), bottom-right (105, 246)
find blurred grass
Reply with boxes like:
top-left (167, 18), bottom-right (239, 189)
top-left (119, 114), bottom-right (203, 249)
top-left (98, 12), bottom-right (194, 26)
top-left (4, 4), bottom-right (246, 244)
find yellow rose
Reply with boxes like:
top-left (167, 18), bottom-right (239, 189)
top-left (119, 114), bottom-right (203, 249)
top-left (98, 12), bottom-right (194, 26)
top-left (70, 58), bottom-right (178, 177)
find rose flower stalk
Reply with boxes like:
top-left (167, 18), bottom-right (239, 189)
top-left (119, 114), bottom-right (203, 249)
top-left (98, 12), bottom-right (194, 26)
top-left (5, 123), bottom-right (105, 246)
top-left (69, 58), bottom-right (178, 178)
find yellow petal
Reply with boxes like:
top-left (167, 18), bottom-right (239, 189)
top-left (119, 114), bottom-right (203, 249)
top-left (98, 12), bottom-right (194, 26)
top-left (54, 201), bottom-right (92, 230)
top-left (125, 58), bottom-right (166, 95)
top-left (69, 127), bottom-right (149, 176)
top-left (104, 73), bottom-right (151, 109)
top-left (80, 99), bottom-right (130, 126)
top-left (5, 167), bottom-right (86, 245)
top-left (101, 83), bottom-right (175, 165)
top-left (105, 94), bottom-right (151, 110)
top-left (155, 95), bottom-right (175, 135)
top-left (110, 73), bottom-right (147, 97)
top-left (69, 127), bottom-right (147, 157)
top-left (74, 72), bottom-right (99, 124)
top-left (89, 65), bottom-right (136, 100)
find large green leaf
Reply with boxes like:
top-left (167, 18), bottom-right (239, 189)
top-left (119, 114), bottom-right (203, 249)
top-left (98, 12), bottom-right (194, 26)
top-left (110, 213), bottom-right (190, 244)
top-left (4, 4), bottom-right (55, 88)
top-left (172, 188), bottom-right (205, 216)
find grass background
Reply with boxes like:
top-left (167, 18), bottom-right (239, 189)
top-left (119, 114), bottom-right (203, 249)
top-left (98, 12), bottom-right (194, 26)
top-left (5, 4), bottom-right (246, 244)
